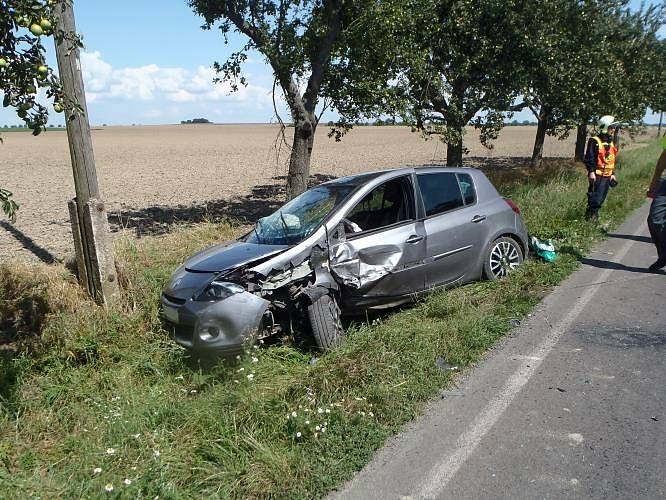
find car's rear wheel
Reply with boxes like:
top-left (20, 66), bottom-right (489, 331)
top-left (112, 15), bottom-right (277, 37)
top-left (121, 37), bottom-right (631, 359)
top-left (483, 236), bottom-right (523, 280)
top-left (307, 293), bottom-right (344, 350)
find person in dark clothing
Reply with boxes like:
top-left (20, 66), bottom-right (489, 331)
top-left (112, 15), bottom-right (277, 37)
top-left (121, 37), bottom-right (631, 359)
top-left (584, 115), bottom-right (618, 221)
top-left (646, 135), bottom-right (666, 271)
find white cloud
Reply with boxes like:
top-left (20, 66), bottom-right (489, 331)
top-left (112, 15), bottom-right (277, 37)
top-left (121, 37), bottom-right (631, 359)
top-left (79, 51), bottom-right (274, 107)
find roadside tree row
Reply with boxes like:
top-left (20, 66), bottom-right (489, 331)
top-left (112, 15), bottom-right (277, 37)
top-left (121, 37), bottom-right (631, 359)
top-left (194, 0), bottom-right (663, 191)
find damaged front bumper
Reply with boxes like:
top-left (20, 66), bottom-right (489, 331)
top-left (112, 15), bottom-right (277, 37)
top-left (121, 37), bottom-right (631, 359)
top-left (161, 291), bottom-right (270, 357)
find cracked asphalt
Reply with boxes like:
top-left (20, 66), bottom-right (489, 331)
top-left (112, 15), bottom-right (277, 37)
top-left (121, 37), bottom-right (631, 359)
top-left (332, 202), bottom-right (665, 500)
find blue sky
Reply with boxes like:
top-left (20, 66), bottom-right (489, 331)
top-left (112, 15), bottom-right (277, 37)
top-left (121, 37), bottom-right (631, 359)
top-left (0, 0), bottom-right (662, 126)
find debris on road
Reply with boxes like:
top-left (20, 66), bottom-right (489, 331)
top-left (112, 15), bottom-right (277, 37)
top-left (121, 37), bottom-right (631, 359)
top-left (435, 357), bottom-right (459, 372)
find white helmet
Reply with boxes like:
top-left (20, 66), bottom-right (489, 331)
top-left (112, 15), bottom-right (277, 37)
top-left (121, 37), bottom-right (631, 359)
top-left (597, 115), bottom-right (616, 134)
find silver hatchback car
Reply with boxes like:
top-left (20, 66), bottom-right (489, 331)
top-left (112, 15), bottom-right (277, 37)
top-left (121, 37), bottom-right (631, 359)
top-left (162, 167), bottom-right (528, 357)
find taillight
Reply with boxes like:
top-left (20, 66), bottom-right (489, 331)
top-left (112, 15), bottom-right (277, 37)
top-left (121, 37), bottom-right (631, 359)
top-left (504, 198), bottom-right (521, 215)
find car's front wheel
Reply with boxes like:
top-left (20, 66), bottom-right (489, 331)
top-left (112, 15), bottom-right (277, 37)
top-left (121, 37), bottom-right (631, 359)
top-left (307, 293), bottom-right (344, 351)
top-left (483, 236), bottom-right (524, 280)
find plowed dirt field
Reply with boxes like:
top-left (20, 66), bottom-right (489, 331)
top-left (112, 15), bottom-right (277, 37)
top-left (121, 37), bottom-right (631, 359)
top-left (1, 124), bottom-right (581, 262)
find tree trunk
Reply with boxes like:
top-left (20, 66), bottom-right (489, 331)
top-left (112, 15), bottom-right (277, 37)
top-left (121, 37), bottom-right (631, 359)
top-left (286, 120), bottom-right (316, 200)
top-left (658, 111), bottom-right (663, 137)
top-left (446, 139), bottom-right (463, 167)
top-left (530, 107), bottom-right (550, 168)
top-left (575, 122), bottom-right (587, 162)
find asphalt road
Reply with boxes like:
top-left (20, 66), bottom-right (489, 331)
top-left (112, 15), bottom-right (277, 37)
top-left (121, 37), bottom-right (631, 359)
top-left (332, 202), bottom-right (665, 500)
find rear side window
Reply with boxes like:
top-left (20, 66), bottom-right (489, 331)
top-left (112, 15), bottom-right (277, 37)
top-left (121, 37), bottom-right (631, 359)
top-left (457, 173), bottom-right (476, 205)
top-left (417, 172), bottom-right (464, 217)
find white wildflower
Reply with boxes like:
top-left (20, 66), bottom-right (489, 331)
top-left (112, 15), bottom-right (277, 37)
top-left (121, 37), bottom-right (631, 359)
top-left (296, 432), bottom-right (302, 438)
top-left (369, 412), bottom-right (374, 417)
top-left (325, 408), bottom-right (331, 414)
top-left (291, 411), bottom-right (297, 418)
top-left (355, 397), bottom-right (362, 401)
top-left (251, 357), bottom-right (259, 363)
top-left (247, 374), bottom-right (254, 381)
top-left (190, 389), bottom-right (197, 394)
top-left (153, 449), bottom-right (161, 458)
top-left (235, 355), bottom-right (241, 360)
top-left (106, 448), bottom-right (116, 455)
top-left (317, 408), bottom-right (324, 414)
top-left (124, 478), bottom-right (132, 485)
top-left (175, 375), bottom-right (184, 381)
top-left (104, 483), bottom-right (114, 493)
top-left (315, 425), bottom-right (321, 432)
top-left (133, 433), bottom-right (140, 439)
top-left (93, 467), bottom-right (102, 474)
top-left (238, 367), bottom-right (245, 372)
top-left (305, 420), bottom-right (310, 425)
top-left (321, 427), bottom-right (326, 433)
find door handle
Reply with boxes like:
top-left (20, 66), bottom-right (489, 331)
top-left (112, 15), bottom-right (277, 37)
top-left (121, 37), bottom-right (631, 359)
top-left (406, 235), bottom-right (424, 244)
top-left (471, 215), bottom-right (487, 223)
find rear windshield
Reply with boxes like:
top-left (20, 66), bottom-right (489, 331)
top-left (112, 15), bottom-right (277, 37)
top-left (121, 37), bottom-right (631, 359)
top-left (245, 184), bottom-right (354, 245)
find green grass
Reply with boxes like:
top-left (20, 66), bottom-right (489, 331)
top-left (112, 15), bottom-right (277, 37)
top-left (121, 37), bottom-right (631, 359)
top-left (0, 142), bottom-right (661, 498)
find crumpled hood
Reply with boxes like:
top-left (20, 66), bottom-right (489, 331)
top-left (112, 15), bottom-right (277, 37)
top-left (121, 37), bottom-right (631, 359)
top-left (184, 241), bottom-right (288, 273)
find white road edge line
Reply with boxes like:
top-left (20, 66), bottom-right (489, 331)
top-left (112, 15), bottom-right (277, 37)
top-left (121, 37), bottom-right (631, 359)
top-left (417, 220), bottom-right (647, 500)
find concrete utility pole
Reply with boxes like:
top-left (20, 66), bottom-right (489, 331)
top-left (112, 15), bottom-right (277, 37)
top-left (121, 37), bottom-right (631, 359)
top-left (54, 0), bottom-right (119, 305)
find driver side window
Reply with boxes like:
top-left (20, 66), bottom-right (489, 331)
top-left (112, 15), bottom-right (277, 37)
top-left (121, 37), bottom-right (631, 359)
top-left (346, 177), bottom-right (414, 233)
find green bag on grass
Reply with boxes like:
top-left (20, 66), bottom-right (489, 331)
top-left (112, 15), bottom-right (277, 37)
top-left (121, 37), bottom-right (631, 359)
top-left (529, 236), bottom-right (557, 262)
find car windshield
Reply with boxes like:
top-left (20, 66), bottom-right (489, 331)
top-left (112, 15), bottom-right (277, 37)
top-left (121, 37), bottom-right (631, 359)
top-left (246, 183), bottom-right (355, 245)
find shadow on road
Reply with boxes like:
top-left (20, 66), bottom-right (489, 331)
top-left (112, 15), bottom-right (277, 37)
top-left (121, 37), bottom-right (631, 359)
top-left (108, 173), bottom-right (336, 237)
top-left (606, 233), bottom-right (653, 244)
top-left (581, 257), bottom-right (665, 275)
top-left (0, 221), bottom-right (58, 264)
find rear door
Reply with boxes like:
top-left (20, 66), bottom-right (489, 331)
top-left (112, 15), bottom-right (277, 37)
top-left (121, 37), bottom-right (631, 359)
top-left (417, 171), bottom-right (490, 288)
top-left (329, 175), bottom-right (427, 299)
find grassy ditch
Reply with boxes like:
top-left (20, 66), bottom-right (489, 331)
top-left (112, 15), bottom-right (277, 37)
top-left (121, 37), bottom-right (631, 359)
top-left (0, 141), bottom-right (661, 498)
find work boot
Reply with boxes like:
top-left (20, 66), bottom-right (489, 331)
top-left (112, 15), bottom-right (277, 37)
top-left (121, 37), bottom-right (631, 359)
top-left (585, 210), bottom-right (599, 222)
top-left (648, 258), bottom-right (666, 271)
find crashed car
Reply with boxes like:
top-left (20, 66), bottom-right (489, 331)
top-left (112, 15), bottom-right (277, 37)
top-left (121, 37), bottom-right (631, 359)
top-left (161, 166), bottom-right (528, 357)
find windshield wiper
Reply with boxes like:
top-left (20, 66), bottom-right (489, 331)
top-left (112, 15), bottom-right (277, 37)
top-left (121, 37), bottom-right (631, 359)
top-left (278, 210), bottom-right (293, 245)
top-left (253, 219), bottom-right (263, 244)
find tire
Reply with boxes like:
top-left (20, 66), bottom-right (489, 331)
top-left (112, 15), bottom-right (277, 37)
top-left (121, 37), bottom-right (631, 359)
top-left (483, 236), bottom-right (524, 280)
top-left (307, 293), bottom-right (344, 351)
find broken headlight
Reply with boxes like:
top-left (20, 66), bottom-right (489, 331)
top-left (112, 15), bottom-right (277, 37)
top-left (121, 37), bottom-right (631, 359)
top-left (197, 280), bottom-right (245, 301)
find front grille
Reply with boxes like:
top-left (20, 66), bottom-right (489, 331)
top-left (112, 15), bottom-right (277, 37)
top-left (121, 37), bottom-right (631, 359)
top-left (162, 321), bottom-right (194, 348)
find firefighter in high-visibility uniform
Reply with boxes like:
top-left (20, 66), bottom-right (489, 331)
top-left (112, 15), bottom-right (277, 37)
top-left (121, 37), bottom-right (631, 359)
top-left (585, 115), bottom-right (619, 220)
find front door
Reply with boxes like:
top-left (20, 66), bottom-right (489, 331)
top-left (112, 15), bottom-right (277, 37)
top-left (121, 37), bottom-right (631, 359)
top-left (328, 176), bottom-right (427, 300)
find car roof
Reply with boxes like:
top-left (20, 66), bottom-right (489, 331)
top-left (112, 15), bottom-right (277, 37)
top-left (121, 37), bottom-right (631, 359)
top-left (323, 165), bottom-right (481, 187)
